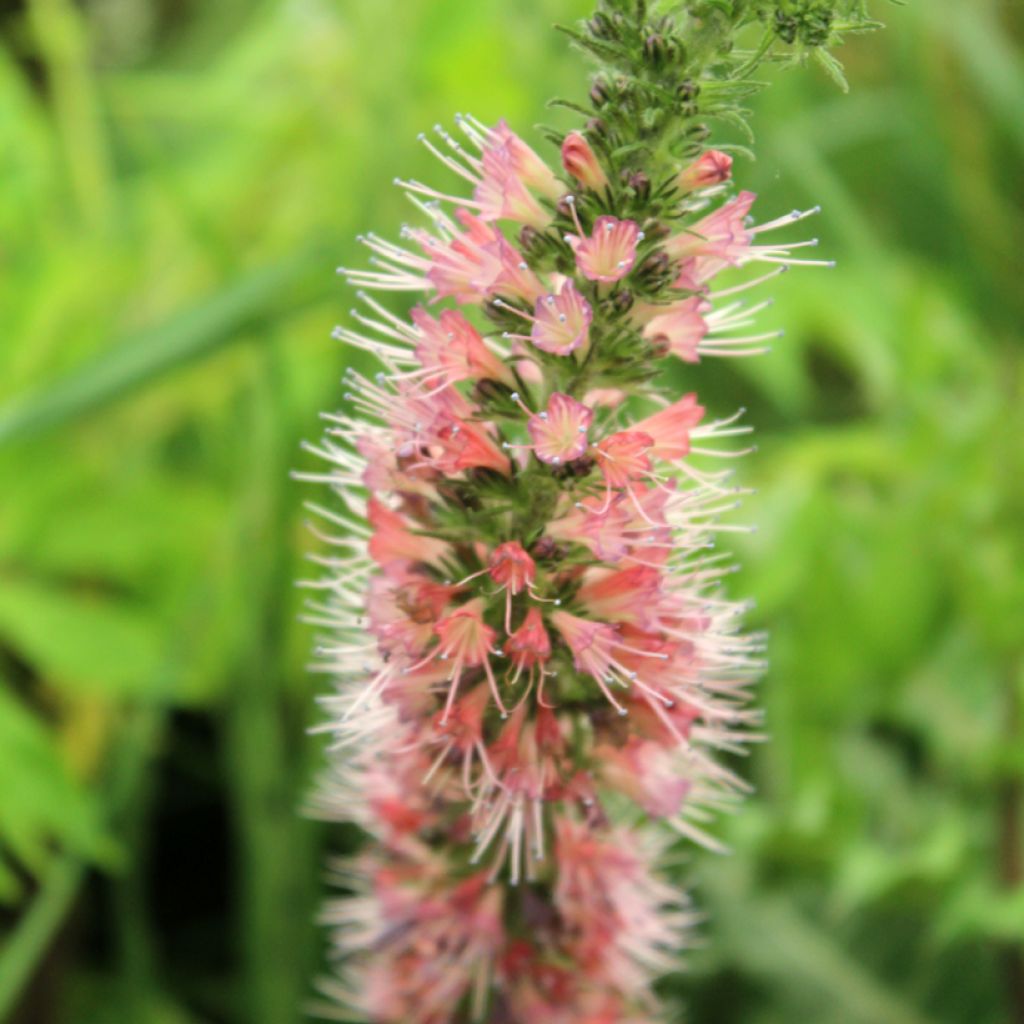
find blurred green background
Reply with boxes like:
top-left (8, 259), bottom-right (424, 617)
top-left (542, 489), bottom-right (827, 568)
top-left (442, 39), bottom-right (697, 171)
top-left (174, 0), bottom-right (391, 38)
top-left (0, 0), bottom-right (1021, 1022)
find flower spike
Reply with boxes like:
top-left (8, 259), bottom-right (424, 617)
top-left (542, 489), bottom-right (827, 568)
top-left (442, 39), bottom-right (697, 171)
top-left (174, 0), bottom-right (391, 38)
top-left (302, 3), bottom-right (871, 1020)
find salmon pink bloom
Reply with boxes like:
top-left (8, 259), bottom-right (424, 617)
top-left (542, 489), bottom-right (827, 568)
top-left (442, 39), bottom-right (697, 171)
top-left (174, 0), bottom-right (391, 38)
top-left (561, 131), bottom-right (609, 192)
top-left (576, 565), bottom-right (663, 628)
top-left (666, 191), bottom-right (830, 287)
top-left (526, 392), bottom-right (593, 465)
top-left (475, 143), bottom-right (554, 228)
top-left (433, 415), bottom-right (511, 476)
top-left (433, 597), bottom-right (505, 722)
top-left (567, 209), bottom-right (642, 284)
top-left (595, 737), bottom-right (690, 818)
top-left (677, 149), bottom-right (733, 192)
top-left (550, 609), bottom-right (671, 715)
top-left (630, 393), bottom-right (705, 461)
top-left (506, 608), bottom-right (552, 669)
top-left (476, 118), bottom-right (563, 200)
top-left (593, 431), bottom-right (654, 489)
top-left (665, 191), bottom-right (756, 271)
top-left (403, 116), bottom-right (560, 229)
top-left (639, 295), bottom-right (711, 362)
top-left (337, 865), bottom-right (505, 1024)
top-left (496, 278), bottom-right (593, 357)
top-left (488, 541), bottom-right (536, 594)
top-left (531, 279), bottom-right (593, 356)
top-left (410, 306), bottom-right (514, 386)
top-left (367, 498), bottom-right (449, 571)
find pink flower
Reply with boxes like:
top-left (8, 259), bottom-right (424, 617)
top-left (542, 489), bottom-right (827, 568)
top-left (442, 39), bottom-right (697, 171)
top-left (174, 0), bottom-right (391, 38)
top-left (577, 566), bottom-right (663, 627)
top-left (434, 416), bottom-right (511, 476)
top-left (346, 864), bottom-right (505, 1024)
top-left (488, 541), bottom-right (536, 594)
top-left (547, 494), bottom-right (635, 562)
top-left (593, 431), bottom-right (654, 489)
top-left (638, 295), bottom-right (711, 362)
top-left (530, 279), bottom-right (593, 356)
top-left (506, 607), bottom-right (552, 669)
top-left (367, 570), bottom-right (457, 657)
top-left (412, 210), bottom-right (544, 305)
top-left (595, 737), bottom-right (690, 818)
top-left (665, 191), bottom-right (756, 283)
top-left (367, 499), bottom-right (449, 571)
top-left (526, 392), bottom-right (594, 464)
top-left (434, 598), bottom-right (496, 667)
top-left (677, 149), bottom-right (733, 192)
top-left (485, 119), bottom-right (562, 200)
top-left (410, 306), bottom-right (515, 386)
top-left (561, 131), bottom-right (609, 191)
top-left (475, 141), bottom-right (554, 228)
top-left (568, 212), bottom-right (642, 283)
top-left (433, 598), bottom-right (505, 722)
top-left (630, 393), bottom-right (705, 461)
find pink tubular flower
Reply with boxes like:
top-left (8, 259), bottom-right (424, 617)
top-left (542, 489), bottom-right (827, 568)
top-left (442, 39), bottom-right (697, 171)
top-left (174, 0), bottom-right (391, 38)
top-left (666, 191), bottom-right (756, 266)
top-left (488, 541), bottom-right (536, 594)
top-left (567, 209), bottom-right (642, 283)
top-left (562, 131), bottom-right (609, 192)
top-left (638, 295), bottom-right (711, 362)
top-left (577, 566), bottom-right (663, 628)
top-left (594, 737), bottom-right (690, 818)
top-left (409, 210), bottom-right (544, 305)
top-left (630, 394), bottom-right (705, 461)
top-left (338, 864), bottom-right (505, 1024)
top-left (483, 119), bottom-right (563, 200)
top-left (410, 306), bottom-right (515, 386)
top-left (367, 499), bottom-right (449, 571)
top-left (433, 598), bottom-right (504, 721)
top-left (506, 607), bottom-right (551, 669)
top-left (531, 279), bottom-right (593, 356)
top-left (677, 149), bottom-right (733, 192)
top-left (553, 818), bottom-right (693, 1000)
top-left (593, 431), bottom-right (654, 489)
top-left (434, 415), bottom-right (512, 476)
top-left (476, 142), bottom-right (554, 229)
top-left (526, 392), bottom-right (594, 464)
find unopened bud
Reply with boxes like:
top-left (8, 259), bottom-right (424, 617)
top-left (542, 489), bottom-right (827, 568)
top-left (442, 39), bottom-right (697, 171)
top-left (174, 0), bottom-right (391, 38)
top-left (610, 289), bottom-right (635, 315)
top-left (677, 80), bottom-right (700, 102)
top-left (588, 12), bottom-right (614, 38)
top-left (636, 250), bottom-right (672, 291)
top-left (590, 77), bottom-right (611, 108)
top-left (562, 132), bottom-right (609, 192)
top-left (626, 170), bottom-right (651, 202)
top-left (677, 149), bottom-right (733, 192)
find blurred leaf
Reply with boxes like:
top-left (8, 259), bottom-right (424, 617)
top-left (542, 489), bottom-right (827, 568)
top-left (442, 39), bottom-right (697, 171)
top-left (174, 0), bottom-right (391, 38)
top-left (0, 578), bottom-right (163, 698)
top-left (0, 252), bottom-right (327, 447)
top-left (0, 685), bottom-right (110, 897)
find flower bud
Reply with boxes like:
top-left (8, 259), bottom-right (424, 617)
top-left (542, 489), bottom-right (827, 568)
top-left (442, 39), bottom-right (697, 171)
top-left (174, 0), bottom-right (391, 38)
top-left (625, 170), bottom-right (651, 203)
top-left (677, 149), bottom-right (733, 193)
top-left (562, 132), bottom-right (609, 192)
top-left (589, 77), bottom-right (611, 108)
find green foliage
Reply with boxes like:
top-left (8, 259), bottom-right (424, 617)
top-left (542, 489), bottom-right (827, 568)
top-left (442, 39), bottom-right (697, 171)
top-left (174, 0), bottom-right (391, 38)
top-left (0, 0), bottom-right (1020, 1022)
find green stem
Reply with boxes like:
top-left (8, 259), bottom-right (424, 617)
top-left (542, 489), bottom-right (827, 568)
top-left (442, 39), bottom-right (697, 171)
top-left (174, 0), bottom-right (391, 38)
top-left (27, 0), bottom-right (114, 229)
top-left (0, 856), bottom-right (83, 1021)
top-left (999, 664), bottom-right (1024, 1023)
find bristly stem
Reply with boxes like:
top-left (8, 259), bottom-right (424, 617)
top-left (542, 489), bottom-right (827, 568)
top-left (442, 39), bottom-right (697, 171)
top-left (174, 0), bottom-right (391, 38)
top-left (999, 663), bottom-right (1024, 1023)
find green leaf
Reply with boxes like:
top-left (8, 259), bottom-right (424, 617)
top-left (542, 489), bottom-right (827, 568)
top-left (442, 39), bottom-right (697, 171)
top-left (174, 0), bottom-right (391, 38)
top-left (813, 47), bottom-right (850, 92)
top-left (0, 250), bottom-right (328, 447)
top-left (0, 578), bottom-right (164, 698)
top-left (0, 685), bottom-right (110, 895)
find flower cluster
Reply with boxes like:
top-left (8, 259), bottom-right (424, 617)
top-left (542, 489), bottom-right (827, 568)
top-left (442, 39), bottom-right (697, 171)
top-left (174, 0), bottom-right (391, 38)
top-left (301, 51), bottom-right (831, 1024)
